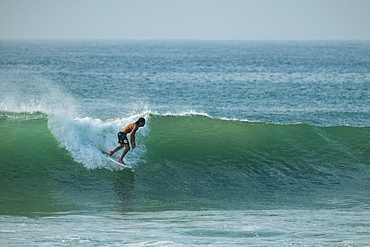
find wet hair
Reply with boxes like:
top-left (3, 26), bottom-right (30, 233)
top-left (135, 117), bottom-right (146, 125)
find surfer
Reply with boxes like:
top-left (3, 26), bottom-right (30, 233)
top-left (108, 117), bottom-right (146, 164)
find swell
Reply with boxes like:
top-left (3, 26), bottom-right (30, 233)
top-left (1, 112), bottom-right (370, 213)
top-left (144, 114), bottom-right (369, 179)
top-left (1, 112), bottom-right (369, 180)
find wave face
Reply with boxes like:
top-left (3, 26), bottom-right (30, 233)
top-left (139, 114), bottom-right (370, 207)
top-left (1, 111), bottom-right (369, 213)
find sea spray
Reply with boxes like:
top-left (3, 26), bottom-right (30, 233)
top-left (0, 69), bottom-right (151, 169)
top-left (47, 114), bottom-right (150, 170)
top-left (0, 71), bottom-right (78, 117)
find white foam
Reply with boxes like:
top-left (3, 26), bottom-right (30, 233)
top-left (48, 114), bottom-right (150, 170)
top-left (164, 110), bottom-right (210, 117)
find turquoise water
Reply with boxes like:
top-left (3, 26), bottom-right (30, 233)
top-left (1, 40), bottom-right (370, 246)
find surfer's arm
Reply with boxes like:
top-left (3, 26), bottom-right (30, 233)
top-left (130, 125), bottom-right (139, 149)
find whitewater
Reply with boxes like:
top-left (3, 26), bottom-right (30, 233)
top-left (1, 40), bottom-right (370, 246)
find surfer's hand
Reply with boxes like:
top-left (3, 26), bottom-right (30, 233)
top-left (131, 144), bottom-right (136, 149)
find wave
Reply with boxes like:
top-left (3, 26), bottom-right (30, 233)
top-left (1, 110), bottom-right (370, 213)
top-left (147, 113), bottom-right (369, 178)
top-left (2, 111), bottom-right (369, 177)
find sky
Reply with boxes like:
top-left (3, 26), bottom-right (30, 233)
top-left (1, 0), bottom-right (370, 40)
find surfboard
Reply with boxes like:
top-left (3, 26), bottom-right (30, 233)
top-left (97, 145), bottom-right (134, 170)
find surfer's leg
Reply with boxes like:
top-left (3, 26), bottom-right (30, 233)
top-left (118, 144), bottom-right (130, 164)
top-left (109, 144), bottom-right (124, 156)
top-left (112, 132), bottom-right (129, 156)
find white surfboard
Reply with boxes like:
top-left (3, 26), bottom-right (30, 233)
top-left (97, 145), bottom-right (134, 170)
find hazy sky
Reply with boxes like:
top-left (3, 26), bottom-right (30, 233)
top-left (1, 0), bottom-right (370, 40)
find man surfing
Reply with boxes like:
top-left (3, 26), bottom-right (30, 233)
top-left (108, 117), bottom-right (145, 164)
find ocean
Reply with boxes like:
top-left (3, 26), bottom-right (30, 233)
top-left (1, 40), bottom-right (369, 246)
